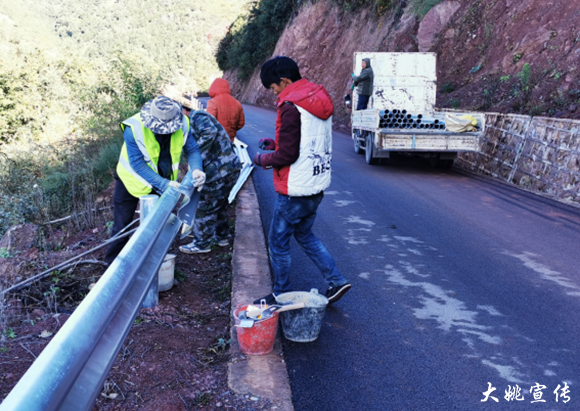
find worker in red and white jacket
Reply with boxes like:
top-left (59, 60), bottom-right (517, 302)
top-left (253, 56), bottom-right (351, 306)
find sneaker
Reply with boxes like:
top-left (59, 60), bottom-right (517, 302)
top-left (217, 239), bottom-right (229, 247)
top-left (325, 283), bottom-right (351, 304)
top-left (179, 242), bottom-right (211, 254)
top-left (253, 293), bottom-right (278, 306)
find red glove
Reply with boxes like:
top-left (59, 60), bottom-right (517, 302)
top-left (258, 138), bottom-right (275, 150)
top-left (253, 153), bottom-right (262, 167)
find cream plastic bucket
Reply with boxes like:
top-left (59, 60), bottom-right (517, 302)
top-left (158, 254), bottom-right (176, 292)
top-left (276, 289), bottom-right (328, 342)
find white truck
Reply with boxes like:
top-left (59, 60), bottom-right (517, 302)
top-left (350, 52), bottom-right (485, 168)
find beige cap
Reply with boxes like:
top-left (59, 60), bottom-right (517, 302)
top-left (160, 85), bottom-right (196, 109)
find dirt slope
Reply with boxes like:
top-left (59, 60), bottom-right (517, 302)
top-left (226, 0), bottom-right (580, 126)
top-left (0, 209), bottom-right (272, 410)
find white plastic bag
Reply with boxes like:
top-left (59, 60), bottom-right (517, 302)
top-left (445, 114), bottom-right (478, 133)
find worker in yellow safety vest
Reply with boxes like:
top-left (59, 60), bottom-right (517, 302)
top-left (105, 96), bottom-right (205, 263)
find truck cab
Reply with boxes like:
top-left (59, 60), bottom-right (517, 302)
top-left (350, 52), bottom-right (485, 168)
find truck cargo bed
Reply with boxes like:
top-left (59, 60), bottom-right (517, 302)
top-left (375, 130), bottom-right (479, 151)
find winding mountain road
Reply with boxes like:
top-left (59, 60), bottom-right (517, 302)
top-left (235, 102), bottom-right (580, 411)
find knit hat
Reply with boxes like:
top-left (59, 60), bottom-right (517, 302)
top-left (140, 96), bottom-right (183, 134)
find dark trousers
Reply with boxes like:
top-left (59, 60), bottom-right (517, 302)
top-left (105, 176), bottom-right (140, 263)
top-left (356, 94), bottom-right (370, 110)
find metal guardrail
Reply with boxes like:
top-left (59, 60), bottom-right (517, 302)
top-left (0, 173), bottom-right (198, 411)
top-left (229, 140), bottom-right (254, 204)
top-left (192, 97), bottom-right (203, 111)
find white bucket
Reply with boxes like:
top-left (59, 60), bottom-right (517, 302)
top-left (158, 254), bottom-right (176, 292)
top-left (276, 289), bottom-right (328, 342)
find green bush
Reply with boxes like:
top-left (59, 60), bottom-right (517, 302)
top-left (216, 0), bottom-right (300, 80)
top-left (408, 0), bottom-right (443, 17)
top-left (0, 52), bottom-right (87, 146)
top-left (330, 0), bottom-right (397, 12)
top-left (0, 153), bottom-right (42, 231)
top-left (39, 169), bottom-right (72, 220)
top-left (441, 82), bottom-right (455, 93)
top-left (0, 71), bottom-right (34, 145)
top-left (79, 55), bottom-right (162, 138)
top-left (94, 140), bottom-right (124, 181)
top-left (518, 63), bottom-right (532, 93)
top-left (450, 98), bottom-right (461, 109)
top-left (0, 57), bottom-right (164, 236)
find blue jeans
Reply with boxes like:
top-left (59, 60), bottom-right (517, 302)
top-left (268, 192), bottom-right (347, 294)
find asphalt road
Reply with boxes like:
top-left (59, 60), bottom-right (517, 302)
top-left (234, 102), bottom-right (580, 411)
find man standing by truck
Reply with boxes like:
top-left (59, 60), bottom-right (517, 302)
top-left (352, 57), bottom-right (374, 110)
top-left (252, 56), bottom-right (351, 305)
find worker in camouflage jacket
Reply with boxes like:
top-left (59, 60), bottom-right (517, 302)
top-left (179, 110), bottom-right (242, 253)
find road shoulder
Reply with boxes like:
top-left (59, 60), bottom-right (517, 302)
top-left (229, 175), bottom-right (294, 411)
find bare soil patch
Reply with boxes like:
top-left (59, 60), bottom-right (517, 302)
top-left (0, 208), bottom-right (274, 410)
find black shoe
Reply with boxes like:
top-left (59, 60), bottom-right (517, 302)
top-left (326, 283), bottom-right (351, 304)
top-left (253, 293), bottom-right (277, 306)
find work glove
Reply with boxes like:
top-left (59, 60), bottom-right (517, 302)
top-left (253, 153), bottom-right (262, 167)
top-left (351, 73), bottom-right (355, 78)
top-left (168, 181), bottom-right (180, 189)
top-left (258, 138), bottom-right (275, 150)
top-left (350, 84), bottom-right (354, 90)
top-left (191, 169), bottom-right (206, 192)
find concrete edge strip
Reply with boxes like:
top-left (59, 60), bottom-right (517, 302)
top-left (229, 175), bottom-right (294, 411)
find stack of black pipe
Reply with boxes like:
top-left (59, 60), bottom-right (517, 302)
top-left (378, 109), bottom-right (446, 130)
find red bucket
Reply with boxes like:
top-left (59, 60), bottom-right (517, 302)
top-left (233, 305), bottom-right (279, 355)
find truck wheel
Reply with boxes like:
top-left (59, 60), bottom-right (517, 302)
top-left (354, 137), bottom-right (363, 154)
top-left (440, 159), bottom-right (454, 169)
top-left (429, 157), bottom-right (454, 168)
top-left (365, 133), bottom-right (379, 165)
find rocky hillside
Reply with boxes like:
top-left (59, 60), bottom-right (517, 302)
top-left (225, 0), bottom-right (580, 128)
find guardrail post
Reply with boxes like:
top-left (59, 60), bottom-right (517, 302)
top-left (140, 194), bottom-right (159, 308)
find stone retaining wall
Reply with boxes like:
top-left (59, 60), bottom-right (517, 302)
top-left (457, 114), bottom-right (580, 206)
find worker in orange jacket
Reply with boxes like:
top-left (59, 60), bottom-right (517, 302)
top-left (207, 78), bottom-right (245, 142)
